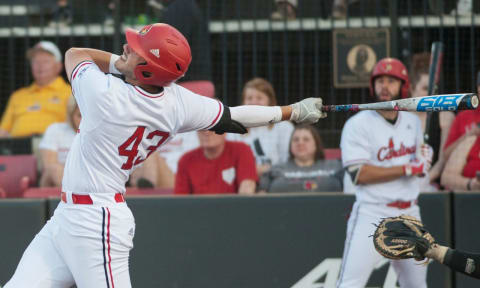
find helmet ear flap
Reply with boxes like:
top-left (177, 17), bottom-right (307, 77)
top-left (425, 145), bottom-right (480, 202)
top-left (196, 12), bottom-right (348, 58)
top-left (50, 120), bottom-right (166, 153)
top-left (134, 63), bottom-right (154, 83)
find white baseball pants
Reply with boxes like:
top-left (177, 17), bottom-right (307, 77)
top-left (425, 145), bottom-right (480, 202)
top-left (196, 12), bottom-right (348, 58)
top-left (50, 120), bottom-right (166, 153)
top-left (5, 194), bottom-right (135, 288)
top-left (336, 201), bottom-right (428, 288)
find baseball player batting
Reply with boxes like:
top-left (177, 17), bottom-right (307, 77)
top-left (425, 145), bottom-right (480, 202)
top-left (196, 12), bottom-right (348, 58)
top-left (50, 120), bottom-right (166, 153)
top-left (337, 58), bottom-right (432, 288)
top-left (4, 23), bottom-right (326, 288)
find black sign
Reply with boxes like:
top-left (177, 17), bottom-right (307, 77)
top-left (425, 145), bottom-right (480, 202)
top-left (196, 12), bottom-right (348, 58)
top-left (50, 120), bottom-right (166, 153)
top-left (333, 28), bottom-right (390, 88)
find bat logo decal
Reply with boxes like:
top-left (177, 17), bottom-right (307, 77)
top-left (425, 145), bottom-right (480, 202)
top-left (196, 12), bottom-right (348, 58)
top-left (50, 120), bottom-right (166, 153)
top-left (416, 95), bottom-right (462, 111)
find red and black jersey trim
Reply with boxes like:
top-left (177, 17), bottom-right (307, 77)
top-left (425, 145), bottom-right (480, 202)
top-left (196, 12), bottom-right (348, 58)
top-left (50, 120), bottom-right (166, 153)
top-left (205, 101), bottom-right (224, 129)
top-left (102, 207), bottom-right (115, 288)
top-left (70, 61), bottom-right (94, 82)
top-left (133, 86), bottom-right (164, 98)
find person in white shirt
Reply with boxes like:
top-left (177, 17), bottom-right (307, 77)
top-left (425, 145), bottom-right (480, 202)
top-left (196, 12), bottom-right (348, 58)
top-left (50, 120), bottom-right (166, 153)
top-left (227, 77), bottom-right (294, 176)
top-left (39, 95), bottom-right (81, 187)
top-left (4, 23), bottom-right (327, 288)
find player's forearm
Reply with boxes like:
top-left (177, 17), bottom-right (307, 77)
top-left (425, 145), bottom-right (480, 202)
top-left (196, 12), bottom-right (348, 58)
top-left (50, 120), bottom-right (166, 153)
top-left (238, 179), bottom-right (256, 195)
top-left (356, 164), bottom-right (406, 185)
top-left (429, 245), bottom-right (480, 279)
top-left (428, 159), bottom-right (443, 182)
top-left (440, 172), bottom-right (470, 192)
top-left (68, 48), bottom-right (112, 73)
top-left (443, 136), bottom-right (465, 161)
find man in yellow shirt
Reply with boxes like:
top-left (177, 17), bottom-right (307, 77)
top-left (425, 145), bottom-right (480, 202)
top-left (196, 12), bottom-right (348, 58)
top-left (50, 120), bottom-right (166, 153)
top-left (0, 41), bottom-right (71, 138)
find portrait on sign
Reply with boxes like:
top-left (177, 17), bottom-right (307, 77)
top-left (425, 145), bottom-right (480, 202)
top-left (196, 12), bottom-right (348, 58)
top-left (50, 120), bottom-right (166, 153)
top-left (333, 28), bottom-right (390, 88)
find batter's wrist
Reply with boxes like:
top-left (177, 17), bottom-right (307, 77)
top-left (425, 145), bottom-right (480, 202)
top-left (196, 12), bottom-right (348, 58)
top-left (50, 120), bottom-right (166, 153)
top-left (109, 54), bottom-right (121, 74)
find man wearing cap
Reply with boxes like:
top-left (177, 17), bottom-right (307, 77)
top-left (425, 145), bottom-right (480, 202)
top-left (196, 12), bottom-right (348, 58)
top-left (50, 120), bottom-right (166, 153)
top-left (0, 41), bottom-right (71, 138)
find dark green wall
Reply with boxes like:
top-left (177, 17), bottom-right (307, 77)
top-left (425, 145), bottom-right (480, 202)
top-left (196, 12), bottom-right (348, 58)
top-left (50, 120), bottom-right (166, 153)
top-left (0, 193), bottom-right (463, 287)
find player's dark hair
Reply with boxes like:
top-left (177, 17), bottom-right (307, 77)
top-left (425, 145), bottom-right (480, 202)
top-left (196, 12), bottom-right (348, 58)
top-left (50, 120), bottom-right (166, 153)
top-left (242, 77), bottom-right (277, 106)
top-left (288, 124), bottom-right (325, 162)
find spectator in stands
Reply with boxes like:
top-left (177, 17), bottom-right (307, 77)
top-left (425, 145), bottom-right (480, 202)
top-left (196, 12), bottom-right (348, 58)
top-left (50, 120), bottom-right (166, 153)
top-left (175, 130), bottom-right (257, 195)
top-left (129, 152), bottom-right (175, 189)
top-left (409, 52), bottom-right (454, 191)
top-left (442, 71), bottom-right (480, 161)
top-left (259, 124), bottom-right (343, 193)
top-left (271, 0), bottom-right (297, 20)
top-left (156, 0), bottom-right (212, 82)
top-left (49, 0), bottom-right (72, 27)
top-left (0, 41), bottom-right (70, 138)
top-left (332, 0), bottom-right (359, 19)
top-left (227, 77), bottom-right (294, 176)
top-left (441, 134), bottom-right (480, 191)
top-left (38, 95), bottom-right (80, 187)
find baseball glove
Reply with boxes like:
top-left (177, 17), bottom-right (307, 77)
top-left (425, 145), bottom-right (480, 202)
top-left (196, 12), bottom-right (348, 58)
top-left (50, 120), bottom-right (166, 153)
top-left (373, 215), bottom-right (435, 261)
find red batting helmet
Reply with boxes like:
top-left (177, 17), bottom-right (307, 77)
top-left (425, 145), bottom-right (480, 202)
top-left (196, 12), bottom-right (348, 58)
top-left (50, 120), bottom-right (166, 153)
top-left (369, 58), bottom-right (410, 99)
top-left (125, 23), bottom-right (192, 87)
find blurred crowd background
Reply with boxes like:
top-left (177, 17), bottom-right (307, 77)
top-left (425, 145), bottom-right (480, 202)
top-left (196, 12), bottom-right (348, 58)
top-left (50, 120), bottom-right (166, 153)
top-left (0, 0), bottom-right (479, 197)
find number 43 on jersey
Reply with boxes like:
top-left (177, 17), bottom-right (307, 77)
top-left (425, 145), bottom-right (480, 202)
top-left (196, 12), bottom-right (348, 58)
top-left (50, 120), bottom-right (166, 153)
top-left (118, 126), bottom-right (169, 170)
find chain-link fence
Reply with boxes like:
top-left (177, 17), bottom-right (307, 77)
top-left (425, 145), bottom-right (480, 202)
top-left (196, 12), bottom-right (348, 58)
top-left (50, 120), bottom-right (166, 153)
top-left (0, 0), bottom-right (478, 146)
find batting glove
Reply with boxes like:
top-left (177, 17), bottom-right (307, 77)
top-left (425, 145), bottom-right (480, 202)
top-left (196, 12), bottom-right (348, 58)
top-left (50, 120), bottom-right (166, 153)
top-left (419, 144), bottom-right (434, 166)
top-left (403, 160), bottom-right (428, 177)
top-left (290, 98), bottom-right (327, 124)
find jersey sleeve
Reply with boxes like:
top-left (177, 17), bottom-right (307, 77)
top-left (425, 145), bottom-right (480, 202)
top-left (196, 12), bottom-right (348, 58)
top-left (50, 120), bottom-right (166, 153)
top-left (340, 116), bottom-right (371, 167)
top-left (174, 154), bottom-right (192, 194)
top-left (70, 61), bottom-right (111, 130)
top-left (38, 124), bottom-right (60, 151)
top-left (173, 85), bottom-right (224, 133)
top-left (235, 143), bottom-right (258, 183)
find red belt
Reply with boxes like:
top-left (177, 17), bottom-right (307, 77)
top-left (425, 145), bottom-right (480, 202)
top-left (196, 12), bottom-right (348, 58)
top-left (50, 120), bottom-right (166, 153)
top-left (61, 192), bottom-right (125, 204)
top-left (387, 200), bottom-right (417, 209)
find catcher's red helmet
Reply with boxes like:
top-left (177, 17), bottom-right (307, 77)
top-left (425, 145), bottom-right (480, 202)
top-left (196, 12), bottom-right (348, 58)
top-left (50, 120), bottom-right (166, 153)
top-left (125, 23), bottom-right (192, 87)
top-left (369, 58), bottom-right (410, 99)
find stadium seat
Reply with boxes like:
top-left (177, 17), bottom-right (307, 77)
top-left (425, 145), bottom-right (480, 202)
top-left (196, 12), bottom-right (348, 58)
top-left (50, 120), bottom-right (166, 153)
top-left (178, 80), bottom-right (215, 98)
top-left (324, 148), bottom-right (341, 160)
top-left (23, 187), bottom-right (61, 199)
top-left (0, 155), bottom-right (37, 198)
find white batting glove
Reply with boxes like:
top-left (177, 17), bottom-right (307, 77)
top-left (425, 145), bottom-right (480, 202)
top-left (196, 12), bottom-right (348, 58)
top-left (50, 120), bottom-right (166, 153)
top-left (290, 98), bottom-right (327, 124)
top-left (403, 160), bottom-right (428, 177)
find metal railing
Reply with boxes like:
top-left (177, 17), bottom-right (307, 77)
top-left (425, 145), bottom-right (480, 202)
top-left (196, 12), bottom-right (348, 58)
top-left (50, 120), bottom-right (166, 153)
top-left (0, 0), bottom-right (477, 146)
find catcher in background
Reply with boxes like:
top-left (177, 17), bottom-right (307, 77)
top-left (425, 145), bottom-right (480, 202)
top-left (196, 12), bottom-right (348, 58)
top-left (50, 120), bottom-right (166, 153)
top-left (374, 215), bottom-right (480, 280)
top-left (337, 58), bottom-right (433, 288)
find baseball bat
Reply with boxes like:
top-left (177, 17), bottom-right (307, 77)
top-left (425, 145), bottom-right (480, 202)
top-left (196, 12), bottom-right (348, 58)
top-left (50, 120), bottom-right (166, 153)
top-left (321, 93), bottom-right (478, 112)
top-left (424, 42), bottom-right (444, 143)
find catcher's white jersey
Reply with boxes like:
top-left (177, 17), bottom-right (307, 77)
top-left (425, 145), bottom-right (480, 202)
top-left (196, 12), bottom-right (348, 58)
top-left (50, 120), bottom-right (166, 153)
top-left (341, 110), bottom-right (423, 203)
top-left (63, 61), bottom-right (223, 194)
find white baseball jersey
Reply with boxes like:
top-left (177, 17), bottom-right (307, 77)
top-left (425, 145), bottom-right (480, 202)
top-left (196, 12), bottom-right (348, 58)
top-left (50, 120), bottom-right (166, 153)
top-left (226, 121), bottom-right (294, 165)
top-left (341, 111), bottom-right (423, 203)
top-left (39, 122), bottom-right (76, 164)
top-left (63, 61), bottom-right (223, 194)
